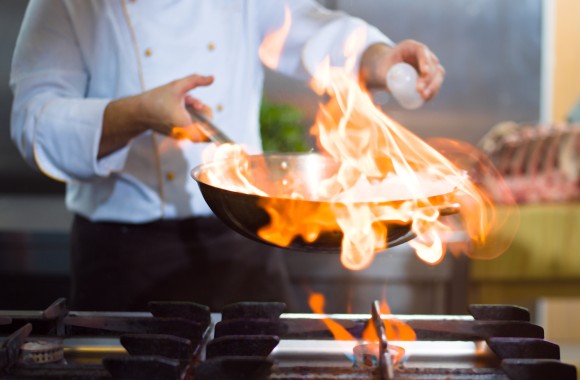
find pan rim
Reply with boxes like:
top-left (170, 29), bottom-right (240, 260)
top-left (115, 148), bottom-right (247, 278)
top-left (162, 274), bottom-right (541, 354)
top-left (191, 152), bottom-right (459, 207)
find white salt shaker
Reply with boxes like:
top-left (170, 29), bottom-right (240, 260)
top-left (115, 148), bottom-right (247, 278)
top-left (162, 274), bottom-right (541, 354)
top-left (386, 62), bottom-right (424, 110)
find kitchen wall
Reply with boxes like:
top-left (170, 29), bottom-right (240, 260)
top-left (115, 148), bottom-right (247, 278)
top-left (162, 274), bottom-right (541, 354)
top-left (0, 0), bottom-right (65, 194)
top-left (265, 0), bottom-right (543, 145)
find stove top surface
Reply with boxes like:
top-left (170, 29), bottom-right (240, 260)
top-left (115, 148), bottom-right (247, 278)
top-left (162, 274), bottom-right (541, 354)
top-left (0, 298), bottom-right (576, 380)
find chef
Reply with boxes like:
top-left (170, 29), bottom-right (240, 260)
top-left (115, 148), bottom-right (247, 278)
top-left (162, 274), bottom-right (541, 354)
top-left (10, 0), bottom-right (445, 311)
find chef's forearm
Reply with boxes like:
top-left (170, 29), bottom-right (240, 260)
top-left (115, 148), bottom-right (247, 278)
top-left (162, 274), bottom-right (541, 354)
top-left (98, 96), bottom-right (147, 159)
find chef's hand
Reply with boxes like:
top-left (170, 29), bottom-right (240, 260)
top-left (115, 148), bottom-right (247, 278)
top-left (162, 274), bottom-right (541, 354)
top-left (99, 74), bottom-right (214, 159)
top-left (360, 40), bottom-right (445, 101)
top-left (172, 93), bottom-right (214, 142)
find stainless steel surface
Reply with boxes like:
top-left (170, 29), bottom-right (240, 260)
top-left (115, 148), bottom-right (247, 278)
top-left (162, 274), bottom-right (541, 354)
top-left (270, 339), bottom-right (497, 368)
top-left (265, 0), bottom-right (543, 146)
top-left (210, 311), bottom-right (498, 370)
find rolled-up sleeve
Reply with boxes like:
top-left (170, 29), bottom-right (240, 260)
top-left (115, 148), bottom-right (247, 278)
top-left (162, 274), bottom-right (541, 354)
top-left (10, 0), bottom-right (128, 182)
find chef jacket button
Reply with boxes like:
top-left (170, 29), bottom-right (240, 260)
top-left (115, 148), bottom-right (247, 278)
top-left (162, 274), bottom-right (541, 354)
top-left (207, 43), bottom-right (215, 51)
top-left (165, 171), bottom-right (176, 181)
top-left (216, 104), bottom-right (223, 112)
top-left (144, 48), bottom-right (152, 57)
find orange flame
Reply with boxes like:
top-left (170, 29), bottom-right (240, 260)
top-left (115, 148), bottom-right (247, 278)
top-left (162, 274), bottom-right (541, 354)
top-left (201, 13), bottom-right (517, 270)
top-left (308, 292), bottom-right (355, 341)
top-left (426, 138), bottom-right (520, 260)
top-left (361, 297), bottom-right (416, 343)
top-left (201, 143), bottom-right (267, 196)
top-left (308, 292), bottom-right (412, 365)
top-left (254, 68), bottom-right (491, 269)
top-left (259, 5), bottom-right (292, 70)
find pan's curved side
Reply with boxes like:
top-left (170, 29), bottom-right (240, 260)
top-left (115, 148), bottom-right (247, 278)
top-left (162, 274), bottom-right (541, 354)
top-left (189, 153), bottom-right (454, 254)
top-left (196, 180), bottom-right (417, 253)
top-left (197, 181), bottom-right (274, 245)
top-left (196, 180), bottom-right (346, 253)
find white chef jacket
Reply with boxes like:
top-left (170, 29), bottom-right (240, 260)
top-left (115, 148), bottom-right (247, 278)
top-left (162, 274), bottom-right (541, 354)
top-left (10, 0), bottom-right (391, 223)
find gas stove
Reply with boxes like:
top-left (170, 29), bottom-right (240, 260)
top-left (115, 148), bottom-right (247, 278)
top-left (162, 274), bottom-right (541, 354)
top-left (0, 298), bottom-right (576, 379)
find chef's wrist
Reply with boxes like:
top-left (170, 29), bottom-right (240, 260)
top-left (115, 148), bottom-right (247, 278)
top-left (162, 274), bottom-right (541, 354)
top-left (359, 43), bottom-right (393, 89)
top-left (99, 96), bottom-right (148, 159)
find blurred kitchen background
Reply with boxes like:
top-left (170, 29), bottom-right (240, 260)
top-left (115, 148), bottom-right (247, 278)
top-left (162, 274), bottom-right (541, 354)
top-left (0, 0), bottom-right (579, 365)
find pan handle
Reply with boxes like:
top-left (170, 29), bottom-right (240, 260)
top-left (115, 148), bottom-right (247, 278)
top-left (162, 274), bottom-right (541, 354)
top-left (186, 105), bottom-right (235, 145)
top-left (438, 202), bottom-right (461, 216)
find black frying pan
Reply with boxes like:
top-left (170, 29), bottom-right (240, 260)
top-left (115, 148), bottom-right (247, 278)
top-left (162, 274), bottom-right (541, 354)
top-left (187, 107), bottom-right (459, 253)
top-left (191, 152), bottom-right (459, 253)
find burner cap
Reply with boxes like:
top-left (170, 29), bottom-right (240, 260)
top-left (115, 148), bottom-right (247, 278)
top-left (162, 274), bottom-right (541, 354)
top-left (20, 340), bottom-right (64, 364)
top-left (353, 343), bottom-right (406, 368)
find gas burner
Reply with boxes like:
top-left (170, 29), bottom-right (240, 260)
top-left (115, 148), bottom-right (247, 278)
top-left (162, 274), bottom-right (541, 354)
top-left (0, 299), bottom-right (577, 379)
top-left (352, 343), bottom-right (406, 368)
top-left (20, 340), bottom-right (64, 364)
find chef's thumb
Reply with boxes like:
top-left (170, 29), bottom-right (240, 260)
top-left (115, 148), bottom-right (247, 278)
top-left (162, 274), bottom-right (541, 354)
top-left (177, 74), bottom-right (214, 94)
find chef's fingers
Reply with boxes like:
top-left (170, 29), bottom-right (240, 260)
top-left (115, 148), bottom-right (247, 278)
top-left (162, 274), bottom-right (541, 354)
top-left (184, 95), bottom-right (214, 120)
top-left (415, 49), bottom-right (445, 100)
top-left (175, 74), bottom-right (214, 95)
top-left (425, 63), bottom-right (445, 100)
top-left (185, 95), bottom-right (204, 110)
top-left (390, 40), bottom-right (444, 100)
top-left (420, 61), bottom-right (445, 100)
top-left (173, 95), bottom-right (214, 142)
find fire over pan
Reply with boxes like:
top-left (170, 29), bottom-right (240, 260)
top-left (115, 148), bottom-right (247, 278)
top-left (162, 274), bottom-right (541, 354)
top-left (188, 108), bottom-right (460, 253)
top-left (191, 153), bottom-right (459, 254)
